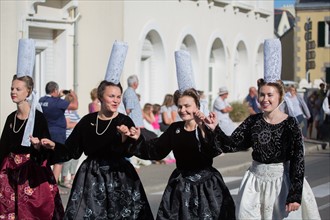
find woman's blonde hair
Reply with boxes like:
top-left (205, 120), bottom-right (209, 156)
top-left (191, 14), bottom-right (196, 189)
top-left (162, 94), bottom-right (174, 107)
top-left (90, 88), bottom-right (98, 101)
top-left (12, 75), bottom-right (34, 96)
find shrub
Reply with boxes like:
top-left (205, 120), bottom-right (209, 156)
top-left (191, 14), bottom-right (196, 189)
top-left (229, 101), bottom-right (250, 122)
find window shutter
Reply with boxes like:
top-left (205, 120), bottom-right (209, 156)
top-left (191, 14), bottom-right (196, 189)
top-left (326, 67), bottom-right (330, 84)
top-left (318, 21), bottom-right (325, 47)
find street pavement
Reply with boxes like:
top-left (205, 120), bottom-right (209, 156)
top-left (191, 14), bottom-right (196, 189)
top-left (58, 140), bottom-right (329, 209)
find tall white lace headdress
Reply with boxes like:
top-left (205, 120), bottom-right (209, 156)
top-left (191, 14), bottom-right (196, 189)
top-left (16, 39), bottom-right (37, 147)
top-left (264, 39), bottom-right (282, 82)
top-left (174, 50), bottom-right (196, 93)
top-left (104, 41), bottom-right (128, 84)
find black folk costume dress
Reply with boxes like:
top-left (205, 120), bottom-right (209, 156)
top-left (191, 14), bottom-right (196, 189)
top-left (130, 121), bottom-right (236, 220)
top-left (0, 110), bottom-right (64, 220)
top-left (213, 113), bottom-right (320, 220)
top-left (51, 112), bottom-right (154, 220)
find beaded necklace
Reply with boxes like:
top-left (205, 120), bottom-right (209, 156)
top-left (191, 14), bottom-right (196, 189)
top-left (13, 113), bottom-right (27, 133)
top-left (95, 116), bottom-right (112, 135)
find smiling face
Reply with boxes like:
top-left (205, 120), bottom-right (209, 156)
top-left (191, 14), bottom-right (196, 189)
top-left (177, 95), bottom-right (198, 122)
top-left (11, 79), bottom-right (30, 104)
top-left (100, 85), bottom-right (122, 113)
top-left (258, 85), bottom-right (281, 113)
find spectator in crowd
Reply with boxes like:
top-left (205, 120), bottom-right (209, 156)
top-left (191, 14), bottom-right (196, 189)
top-left (142, 103), bottom-right (156, 133)
top-left (318, 83), bottom-right (326, 100)
top-left (306, 91), bottom-right (320, 139)
top-left (60, 93), bottom-right (81, 189)
top-left (39, 81), bottom-right (78, 189)
top-left (122, 75), bottom-right (155, 168)
top-left (244, 86), bottom-right (261, 115)
top-left (315, 83), bottom-right (327, 139)
top-left (320, 90), bottom-right (330, 147)
top-left (325, 83), bottom-right (330, 96)
top-left (88, 88), bottom-right (100, 113)
top-left (150, 103), bottom-right (166, 164)
top-left (123, 75), bottom-right (157, 140)
top-left (323, 90), bottom-right (330, 115)
top-left (212, 86), bottom-right (237, 135)
top-left (286, 85), bottom-right (311, 138)
top-left (159, 94), bottom-right (177, 132)
top-left (159, 94), bottom-right (178, 163)
top-left (151, 103), bottom-right (161, 136)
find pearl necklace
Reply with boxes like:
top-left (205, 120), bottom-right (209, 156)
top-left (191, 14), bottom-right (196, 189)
top-left (13, 113), bottom-right (27, 133)
top-left (95, 116), bottom-right (112, 135)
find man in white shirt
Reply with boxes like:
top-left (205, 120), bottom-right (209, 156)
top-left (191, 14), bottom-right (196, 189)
top-left (213, 86), bottom-right (237, 135)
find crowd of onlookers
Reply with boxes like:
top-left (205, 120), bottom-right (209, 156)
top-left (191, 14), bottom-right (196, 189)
top-left (305, 83), bottom-right (329, 142)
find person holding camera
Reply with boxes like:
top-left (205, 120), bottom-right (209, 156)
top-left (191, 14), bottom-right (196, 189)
top-left (39, 81), bottom-right (78, 192)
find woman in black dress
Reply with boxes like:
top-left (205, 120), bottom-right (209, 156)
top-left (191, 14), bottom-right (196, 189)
top-left (120, 88), bottom-right (236, 220)
top-left (39, 80), bottom-right (154, 220)
top-left (0, 75), bottom-right (64, 219)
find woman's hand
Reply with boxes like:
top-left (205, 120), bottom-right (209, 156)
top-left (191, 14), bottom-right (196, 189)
top-left (194, 110), bottom-right (206, 126)
top-left (128, 126), bottom-right (141, 140)
top-left (30, 135), bottom-right (41, 150)
top-left (117, 125), bottom-right (131, 136)
top-left (286, 202), bottom-right (300, 212)
top-left (203, 112), bottom-right (219, 131)
top-left (29, 136), bottom-right (55, 150)
top-left (117, 125), bottom-right (141, 141)
top-left (40, 138), bottom-right (55, 150)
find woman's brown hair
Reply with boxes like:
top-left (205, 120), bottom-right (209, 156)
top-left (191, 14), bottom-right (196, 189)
top-left (173, 88), bottom-right (200, 109)
top-left (97, 80), bottom-right (123, 102)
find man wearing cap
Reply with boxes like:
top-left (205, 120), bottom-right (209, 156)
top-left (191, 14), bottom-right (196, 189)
top-left (212, 86), bottom-right (237, 135)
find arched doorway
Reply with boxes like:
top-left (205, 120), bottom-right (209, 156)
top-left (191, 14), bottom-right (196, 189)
top-left (233, 41), bottom-right (249, 100)
top-left (140, 30), bottom-right (166, 104)
top-left (209, 38), bottom-right (226, 108)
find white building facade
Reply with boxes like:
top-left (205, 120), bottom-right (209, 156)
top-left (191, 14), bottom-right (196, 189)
top-left (0, 0), bottom-right (274, 128)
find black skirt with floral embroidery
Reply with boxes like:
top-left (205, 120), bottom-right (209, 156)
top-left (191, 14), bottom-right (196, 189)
top-left (64, 157), bottom-right (154, 220)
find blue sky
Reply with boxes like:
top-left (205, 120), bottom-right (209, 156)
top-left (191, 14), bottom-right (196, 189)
top-left (274, 0), bottom-right (296, 8)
